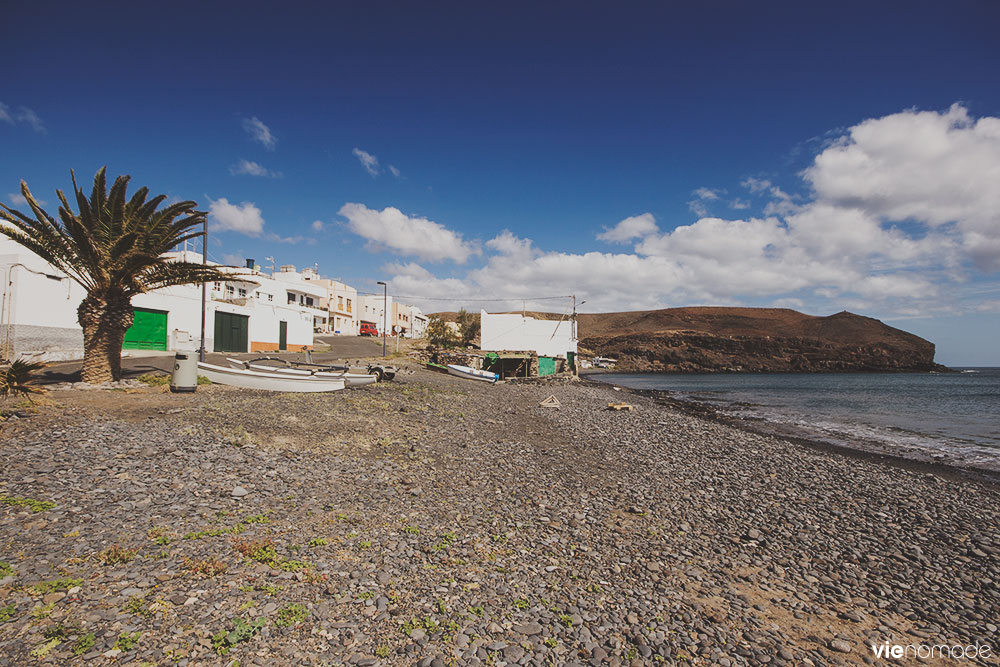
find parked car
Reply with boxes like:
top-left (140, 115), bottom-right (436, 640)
top-left (359, 322), bottom-right (379, 337)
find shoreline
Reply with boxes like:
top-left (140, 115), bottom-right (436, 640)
top-left (579, 373), bottom-right (1000, 487)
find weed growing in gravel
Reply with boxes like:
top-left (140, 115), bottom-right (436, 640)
top-left (375, 645), bottom-right (390, 658)
top-left (183, 557), bottom-right (229, 578)
top-left (433, 532), bottom-right (457, 552)
top-left (115, 631), bottom-right (141, 651)
top-left (0, 604), bottom-right (16, 622)
top-left (185, 514), bottom-right (269, 540)
top-left (212, 617), bottom-right (265, 655)
top-left (73, 632), bottom-right (95, 655)
top-left (307, 537), bottom-right (328, 546)
top-left (514, 598), bottom-right (530, 609)
top-left (274, 603), bottom-right (308, 627)
top-left (30, 603), bottom-right (54, 619)
top-left (558, 614), bottom-right (574, 627)
top-left (468, 605), bottom-right (484, 617)
top-left (232, 537), bottom-right (311, 572)
top-left (136, 373), bottom-right (169, 386)
top-left (402, 525), bottom-right (420, 534)
top-left (357, 591), bottom-right (375, 601)
top-left (33, 577), bottom-right (81, 594)
top-left (0, 494), bottom-right (56, 512)
top-left (358, 540), bottom-right (372, 549)
top-left (400, 617), bottom-right (440, 636)
top-left (123, 596), bottom-right (154, 618)
top-left (0, 561), bottom-right (14, 578)
top-left (544, 638), bottom-right (558, 648)
top-left (98, 544), bottom-right (137, 565)
top-left (29, 638), bottom-right (59, 658)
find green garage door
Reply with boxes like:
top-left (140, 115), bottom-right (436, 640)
top-left (122, 307), bottom-right (168, 350)
top-left (214, 311), bottom-right (249, 353)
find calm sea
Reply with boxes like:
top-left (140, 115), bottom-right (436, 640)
top-left (592, 369), bottom-right (1000, 473)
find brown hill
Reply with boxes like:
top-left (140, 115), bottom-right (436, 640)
top-left (430, 307), bottom-right (943, 373)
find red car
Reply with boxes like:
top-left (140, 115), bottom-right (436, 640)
top-left (359, 323), bottom-right (379, 337)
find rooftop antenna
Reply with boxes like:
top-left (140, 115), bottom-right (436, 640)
top-left (265, 256), bottom-right (275, 272)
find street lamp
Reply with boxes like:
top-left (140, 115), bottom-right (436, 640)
top-left (376, 281), bottom-right (387, 358)
top-left (199, 211), bottom-right (208, 362)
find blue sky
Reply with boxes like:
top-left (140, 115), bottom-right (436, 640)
top-left (3, 1), bottom-right (999, 364)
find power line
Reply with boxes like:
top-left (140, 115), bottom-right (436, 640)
top-left (355, 293), bottom-right (572, 301)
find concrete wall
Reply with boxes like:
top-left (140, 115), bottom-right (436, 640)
top-left (480, 310), bottom-right (577, 358)
top-left (358, 294), bottom-right (393, 333)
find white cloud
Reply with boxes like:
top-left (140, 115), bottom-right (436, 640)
top-left (688, 187), bottom-right (724, 216)
top-left (596, 213), bottom-right (659, 243)
top-left (375, 104), bottom-right (1000, 320)
top-left (730, 199), bottom-right (750, 210)
top-left (6, 192), bottom-right (47, 207)
top-left (242, 116), bottom-right (277, 150)
top-left (209, 198), bottom-right (266, 237)
top-left (0, 103), bottom-right (45, 133)
top-left (388, 165), bottom-right (401, 178)
top-left (338, 202), bottom-right (479, 263)
top-left (230, 159), bottom-right (282, 178)
top-left (311, 220), bottom-right (325, 232)
top-left (352, 148), bottom-right (380, 176)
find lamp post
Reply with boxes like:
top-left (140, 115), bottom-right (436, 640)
top-left (572, 296), bottom-right (586, 376)
top-left (199, 212), bottom-right (208, 362)
top-left (377, 281), bottom-right (387, 358)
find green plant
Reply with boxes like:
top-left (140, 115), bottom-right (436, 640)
top-left (307, 537), bottom-right (327, 547)
top-left (73, 632), bottom-right (95, 655)
top-left (558, 614), bottom-right (574, 627)
top-left (274, 603), bottom-right (308, 627)
top-left (426, 316), bottom-right (459, 348)
top-left (0, 604), bottom-right (16, 623)
top-left (197, 375), bottom-right (212, 385)
top-left (33, 577), bottom-right (82, 594)
top-left (115, 631), bottom-right (141, 651)
top-left (0, 561), bottom-right (14, 578)
top-left (98, 544), bottom-right (137, 565)
top-left (183, 556), bottom-right (228, 578)
top-left (514, 598), bottom-right (529, 609)
top-left (0, 167), bottom-right (229, 383)
top-left (212, 617), bottom-right (265, 655)
top-left (544, 638), bottom-right (558, 648)
top-left (123, 595), bottom-right (153, 618)
top-left (455, 308), bottom-right (480, 347)
top-left (402, 525), bottom-right (420, 535)
top-left (433, 532), bottom-right (457, 552)
top-left (29, 638), bottom-right (59, 658)
top-left (30, 603), bottom-right (55, 619)
top-left (375, 645), bottom-right (390, 658)
top-left (0, 494), bottom-right (56, 512)
top-left (136, 373), bottom-right (169, 386)
top-left (0, 358), bottom-right (46, 398)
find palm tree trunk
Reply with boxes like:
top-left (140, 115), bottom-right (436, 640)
top-left (78, 293), bottom-right (133, 383)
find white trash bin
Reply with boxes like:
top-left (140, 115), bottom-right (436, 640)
top-left (170, 352), bottom-right (199, 393)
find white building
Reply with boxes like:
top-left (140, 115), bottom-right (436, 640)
top-left (479, 310), bottom-right (577, 358)
top-left (0, 241), bottom-right (316, 361)
top-left (358, 293), bottom-right (393, 335)
top-left (409, 306), bottom-right (428, 339)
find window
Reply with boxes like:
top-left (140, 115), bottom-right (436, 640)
top-left (268, 294), bottom-right (273, 302)
top-left (226, 285), bottom-right (235, 296)
top-left (287, 292), bottom-right (295, 304)
top-left (338, 296), bottom-right (343, 309)
top-left (238, 288), bottom-right (247, 297)
top-left (305, 296), bottom-right (314, 307)
top-left (346, 298), bottom-right (352, 312)
top-left (213, 281), bottom-right (222, 291)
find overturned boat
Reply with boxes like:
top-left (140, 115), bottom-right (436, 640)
top-left (446, 364), bottom-right (499, 383)
top-left (197, 362), bottom-right (346, 392)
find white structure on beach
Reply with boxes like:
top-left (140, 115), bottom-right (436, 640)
top-left (479, 310), bottom-right (577, 358)
top-left (0, 240), bottom-right (318, 362)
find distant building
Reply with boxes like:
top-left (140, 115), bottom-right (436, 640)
top-left (479, 310), bottom-right (577, 358)
top-left (409, 306), bottom-right (428, 339)
top-left (358, 293), bottom-right (393, 335)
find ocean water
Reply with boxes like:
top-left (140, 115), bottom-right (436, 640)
top-left (592, 369), bottom-right (1000, 473)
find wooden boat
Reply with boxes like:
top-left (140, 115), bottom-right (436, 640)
top-left (426, 362), bottom-right (449, 373)
top-left (446, 364), bottom-right (498, 383)
top-left (197, 362), bottom-right (345, 392)
top-left (226, 358), bottom-right (377, 387)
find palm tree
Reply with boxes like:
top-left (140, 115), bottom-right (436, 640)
top-left (0, 167), bottom-right (226, 383)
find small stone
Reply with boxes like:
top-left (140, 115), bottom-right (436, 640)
top-left (410, 628), bottom-right (426, 641)
top-left (513, 622), bottom-right (542, 636)
top-left (829, 639), bottom-right (852, 653)
top-left (231, 486), bottom-right (249, 497)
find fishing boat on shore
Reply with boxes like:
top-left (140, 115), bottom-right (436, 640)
top-left (226, 358), bottom-right (378, 386)
top-left (446, 364), bottom-right (499, 383)
top-left (197, 362), bottom-right (346, 392)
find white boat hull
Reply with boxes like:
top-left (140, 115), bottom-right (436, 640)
top-left (226, 359), bottom-right (377, 387)
top-left (446, 364), bottom-right (498, 383)
top-left (198, 362), bottom-right (345, 392)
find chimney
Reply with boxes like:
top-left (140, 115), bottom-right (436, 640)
top-left (245, 258), bottom-right (255, 269)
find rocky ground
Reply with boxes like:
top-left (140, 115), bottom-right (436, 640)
top-left (0, 363), bottom-right (997, 666)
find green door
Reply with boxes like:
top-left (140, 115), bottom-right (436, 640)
top-left (122, 308), bottom-right (168, 350)
top-left (538, 356), bottom-right (556, 376)
top-left (279, 321), bottom-right (287, 351)
top-left (214, 311), bottom-right (249, 353)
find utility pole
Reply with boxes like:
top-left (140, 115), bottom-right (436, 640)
top-left (377, 281), bottom-right (387, 358)
top-left (199, 212), bottom-right (208, 362)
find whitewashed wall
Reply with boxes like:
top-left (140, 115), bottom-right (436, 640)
top-left (479, 310), bottom-right (577, 357)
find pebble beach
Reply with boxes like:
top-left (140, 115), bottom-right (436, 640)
top-left (1, 365), bottom-right (998, 666)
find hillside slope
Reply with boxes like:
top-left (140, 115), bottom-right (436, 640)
top-left (432, 307), bottom-right (944, 372)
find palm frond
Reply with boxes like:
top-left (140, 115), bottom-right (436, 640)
top-left (0, 358), bottom-right (46, 398)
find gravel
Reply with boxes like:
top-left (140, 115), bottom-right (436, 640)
top-left (0, 364), bottom-right (997, 666)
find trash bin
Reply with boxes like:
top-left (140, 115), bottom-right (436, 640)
top-left (170, 352), bottom-right (199, 393)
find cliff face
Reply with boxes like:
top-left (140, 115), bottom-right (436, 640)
top-left (578, 308), bottom-right (943, 373)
